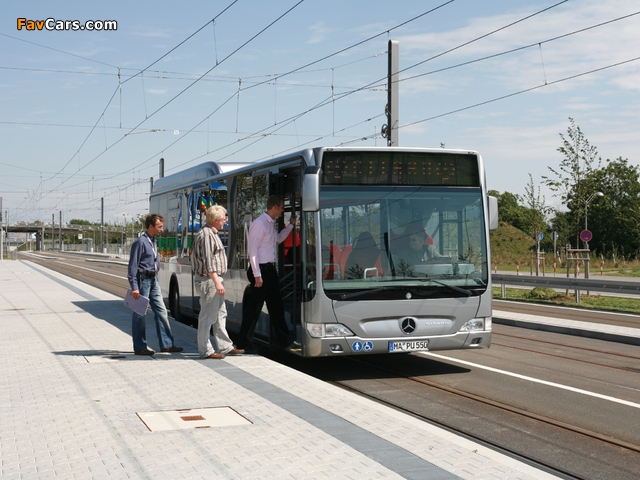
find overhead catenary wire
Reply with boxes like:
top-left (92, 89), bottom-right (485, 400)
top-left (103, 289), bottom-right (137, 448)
top-left (2, 0), bottom-right (456, 202)
top-left (106, 1), bottom-right (461, 178)
top-left (12, 43), bottom-right (640, 219)
top-left (0, 2), bottom-right (580, 216)
top-left (10, 0), bottom-right (242, 211)
top-left (161, 0), bottom-right (573, 174)
top-left (401, 55), bottom-right (640, 130)
top-left (400, 10), bottom-right (640, 84)
top-left (5, 2), bottom-right (639, 221)
top-left (4, 1), bottom-right (302, 219)
top-left (40, 0), bottom-right (304, 196)
top-left (7, 0), bottom-right (443, 216)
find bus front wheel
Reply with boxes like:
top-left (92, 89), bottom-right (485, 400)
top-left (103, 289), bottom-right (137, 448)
top-left (169, 278), bottom-right (182, 322)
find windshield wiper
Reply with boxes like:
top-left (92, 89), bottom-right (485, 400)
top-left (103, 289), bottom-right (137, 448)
top-left (425, 278), bottom-right (472, 296)
top-left (382, 274), bottom-right (474, 296)
top-left (338, 280), bottom-right (472, 300)
top-left (339, 286), bottom-right (403, 300)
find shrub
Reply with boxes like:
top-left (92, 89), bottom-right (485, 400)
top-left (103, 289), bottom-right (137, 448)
top-left (523, 287), bottom-right (562, 301)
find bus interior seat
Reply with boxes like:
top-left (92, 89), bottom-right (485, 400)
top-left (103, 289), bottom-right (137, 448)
top-left (324, 243), bottom-right (342, 279)
top-left (344, 232), bottom-right (382, 279)
top-left (339, 244), bottom-right (352, 276)
top-left (283, 229), bottom-right (301, 264)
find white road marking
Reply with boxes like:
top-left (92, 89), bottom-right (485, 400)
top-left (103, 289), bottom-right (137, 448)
top-left (54, 259), bottom-right (127, 280)
top-left (422, 352), bottom-right (640, 409)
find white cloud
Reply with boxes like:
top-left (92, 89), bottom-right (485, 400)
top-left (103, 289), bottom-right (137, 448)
top-left (307, 22), bottom-right (332, 44)
top-left (397, 1), bottom-right (640, 94)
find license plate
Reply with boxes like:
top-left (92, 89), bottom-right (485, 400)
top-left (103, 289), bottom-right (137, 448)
top-left (388, 340), bottom-right (429, 352)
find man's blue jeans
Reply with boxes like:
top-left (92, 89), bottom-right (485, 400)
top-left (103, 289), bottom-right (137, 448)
top-left (132, 276), bottom-right (175, 351)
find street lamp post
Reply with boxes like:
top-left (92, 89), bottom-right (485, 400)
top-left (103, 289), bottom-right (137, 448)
top-left (584, 191), bottom-right (604, 249)
top-left (88, 227), bottom-right (95, 252)
top-left (122, 213), bottom-right (129, 251)
top-left (583, 191), bottom-right (603, 282)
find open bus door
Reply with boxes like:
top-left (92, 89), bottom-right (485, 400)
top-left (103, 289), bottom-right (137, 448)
top-left (233, 162), bottom-right (303, 352)
top-left (271, 166), bottom-right (303, 350)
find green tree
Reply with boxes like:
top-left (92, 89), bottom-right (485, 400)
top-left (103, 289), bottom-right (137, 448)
top-left (522, 174), bottom-right (551, 241)
top-left (542, 118), bottom-right (601, 247)
top-left (489, 190), bottom-right (529, 233)
top-left (548, 210), bottom-right (572, 254)
top-left (586, 157), bottom-right (640, 258)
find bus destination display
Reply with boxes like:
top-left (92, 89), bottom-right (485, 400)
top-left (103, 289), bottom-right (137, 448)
top-left (321, 151), bottom-right (480, 186)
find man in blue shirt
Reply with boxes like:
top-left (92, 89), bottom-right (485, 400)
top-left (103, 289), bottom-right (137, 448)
top-left (127, 213), bottom-right (182, 355)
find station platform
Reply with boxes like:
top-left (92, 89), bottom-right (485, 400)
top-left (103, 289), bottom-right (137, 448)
top-left (0, 259), bottom-right (560, 480)
top-left (493, 306), bottom-right (640, 346)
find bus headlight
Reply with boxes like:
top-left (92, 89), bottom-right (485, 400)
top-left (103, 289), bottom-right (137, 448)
top-left (326, 324), bottom-right (354, 337)
top-left (306, 323), bottom-right (354, 338)
top-left (459, 317), bottom-right (491, 332)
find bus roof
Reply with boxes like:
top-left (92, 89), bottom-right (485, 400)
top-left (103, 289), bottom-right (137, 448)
top-left (149, 147), bottom-right (482, 196)
top-left (151, 162), bottom-right (250, 196)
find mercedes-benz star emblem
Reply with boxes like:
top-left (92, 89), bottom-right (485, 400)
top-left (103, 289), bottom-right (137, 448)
top-left (400, 317), bottom-right (417, 334)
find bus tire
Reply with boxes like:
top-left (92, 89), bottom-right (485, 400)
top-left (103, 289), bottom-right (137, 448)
top-left (169, 277), bottom-right (182, 322)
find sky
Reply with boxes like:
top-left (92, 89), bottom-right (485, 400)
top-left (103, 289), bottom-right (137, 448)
top-left (1, 0), bottom-right (639, 225)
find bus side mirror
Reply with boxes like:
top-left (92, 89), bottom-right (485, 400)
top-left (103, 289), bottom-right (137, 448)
top-left (488, 195), bottom-right (498, 231)
top-left (302, 166), bottom-right (321, 212)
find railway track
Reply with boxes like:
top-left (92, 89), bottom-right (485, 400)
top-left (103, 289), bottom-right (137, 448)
top-left (328, 365), bottom-right (583, 480)
top-left (492, 331), bottom-right (640, 373)
top-left (275, 352), bottom-right (640, 480)
top-left (18, 251), bottom-right (130, 297)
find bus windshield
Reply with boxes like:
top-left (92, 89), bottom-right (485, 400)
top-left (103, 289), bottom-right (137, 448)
top-left (319, 186), bottom-right (488, 299)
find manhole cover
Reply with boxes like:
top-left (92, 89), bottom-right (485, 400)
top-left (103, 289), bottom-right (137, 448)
top-left (137, 407), bottom-right (252, 431)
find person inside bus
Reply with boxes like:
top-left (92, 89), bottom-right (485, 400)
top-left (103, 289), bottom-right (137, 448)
top-left (397, 223), bottom-right (441, 265)
top-left (192, 205), bottom-right (244, 359)
top-left (127, 213), bottom-right (183, 356)
top-left (239, 195), bottom-right (296, 350)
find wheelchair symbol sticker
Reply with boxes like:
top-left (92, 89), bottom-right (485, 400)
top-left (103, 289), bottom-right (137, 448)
top-left (351, 341), bottom-right (373, 353)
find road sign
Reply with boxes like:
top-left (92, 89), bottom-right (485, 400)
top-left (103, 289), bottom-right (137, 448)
top-left (537, 232), bottom-right (544, 241)
top-left (580, 229), bottom-right (592, 242)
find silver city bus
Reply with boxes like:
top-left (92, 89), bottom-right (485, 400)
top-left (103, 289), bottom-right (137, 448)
top-left (150, 147), bottom-right (498, 357)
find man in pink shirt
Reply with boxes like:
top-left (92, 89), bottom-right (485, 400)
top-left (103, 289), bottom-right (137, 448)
top-left (238, 195), bottom-right (295, 350)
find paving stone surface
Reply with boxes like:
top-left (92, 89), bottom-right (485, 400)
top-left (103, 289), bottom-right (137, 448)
top-left (0, 260), bottom-right (561, 479)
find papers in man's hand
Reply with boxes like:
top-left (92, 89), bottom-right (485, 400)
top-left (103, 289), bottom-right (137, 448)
top-left (124, 289), bottom-right (150, 316)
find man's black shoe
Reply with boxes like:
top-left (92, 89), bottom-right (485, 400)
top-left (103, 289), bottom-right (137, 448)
top-left (161, 346), bottom-right (183, 353)
top-left (134, 349), bottom-right (155, 356)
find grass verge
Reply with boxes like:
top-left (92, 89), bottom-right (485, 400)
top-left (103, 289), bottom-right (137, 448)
top-left (492, 287), bottom-right (640, 315)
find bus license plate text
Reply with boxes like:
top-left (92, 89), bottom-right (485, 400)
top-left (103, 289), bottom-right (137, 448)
top-left (389, 340), bottom-right (429, 352)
